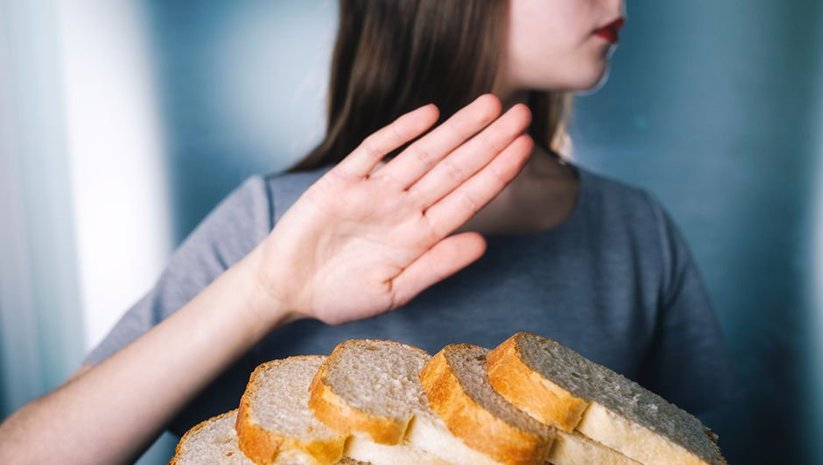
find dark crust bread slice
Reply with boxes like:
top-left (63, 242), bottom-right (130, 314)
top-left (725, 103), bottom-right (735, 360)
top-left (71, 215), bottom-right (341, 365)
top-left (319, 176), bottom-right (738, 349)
top-left (487, 334), bottom-right (589, 432)
top-left (487, 332), bottom-right (728, 465)
top-left (419, 344), bottom-right (554, 465)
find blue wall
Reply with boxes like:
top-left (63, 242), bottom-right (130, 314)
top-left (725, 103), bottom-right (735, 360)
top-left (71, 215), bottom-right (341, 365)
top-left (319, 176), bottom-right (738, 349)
top-left (141, 1), bottom-right (823, 463)
top-left (572, 2), bottom-right (822, 463)
top-left (142, 0), bottom-right (337, 242)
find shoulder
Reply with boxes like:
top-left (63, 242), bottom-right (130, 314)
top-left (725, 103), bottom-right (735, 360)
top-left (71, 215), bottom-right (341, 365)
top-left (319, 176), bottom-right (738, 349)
top-left (263, 165), bottom-right (334, 223)
top-left (159, 173), bottom-right (281, 291)
top-left (174, 175), bottom-right (273, 259)
top-left (576, 165), bottom-right (664, 226)
top-left (574, 165), bottom-right (691, 287)
top-left (574, 165), bottom-right (678, 258)
top-left (181, 164), bottom-right (332, 259)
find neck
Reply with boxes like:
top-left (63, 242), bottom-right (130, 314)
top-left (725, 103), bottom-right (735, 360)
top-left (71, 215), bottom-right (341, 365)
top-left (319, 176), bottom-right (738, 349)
top-left (452, 87), bottom-right (579, 235)
top-left (494, 88), bottom-right (562, 178)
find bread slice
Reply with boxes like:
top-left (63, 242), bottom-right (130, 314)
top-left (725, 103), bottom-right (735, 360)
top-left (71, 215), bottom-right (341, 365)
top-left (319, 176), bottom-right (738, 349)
top-left (308, 340), bottom-right (430, 445)
top-left (170, 410), bottom-right (254, 465)
top-left (550, 430), bottom-right (641, 465)
top-left (236, 356), bottom-right (348, 465)
top-left (342, 433), bottom-right (450, 465)
top-left (419, 343), bottom-right (639, 465)
top-left (308, 339), bottom-right (498, 465)
top-left (170, 410), bottom-right (368, 465)
top-left (486, 332), bottom-right (727, 465)
top-left (419, 343), bottom-right (555, 465)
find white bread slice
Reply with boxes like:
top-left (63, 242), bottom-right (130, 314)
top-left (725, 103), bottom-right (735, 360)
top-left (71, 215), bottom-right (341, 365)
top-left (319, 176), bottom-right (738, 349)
top-left (550, 430), bottom-right (641, 465)
top-left (170, 410), bottom-right (254, 465)
top-left (486, 332), bottom-right (727, 465)
top-left (308, 339), bottom-right (496, 465)
top-left (342, 433), bottom-right (449, 465)
top-left (419, 343), bottom-right (555, 465)
top-left (308, 340), bottom-right (430, 445)
top-left (170, 410), bottom-right (367, 465)
top-left (236, 356), bottom-right (348, 465)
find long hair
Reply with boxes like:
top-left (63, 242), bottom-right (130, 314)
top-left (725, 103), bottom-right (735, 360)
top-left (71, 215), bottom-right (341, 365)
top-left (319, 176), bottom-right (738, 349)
top-left (288, 0), bottom-right (573, 172)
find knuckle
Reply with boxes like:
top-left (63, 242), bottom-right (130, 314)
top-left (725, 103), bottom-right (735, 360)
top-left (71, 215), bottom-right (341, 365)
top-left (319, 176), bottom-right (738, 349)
top-left (390, 121), bottom-right (407, 141)
top-left (360, 137), bottom-right (382, 160)
top-left (427, 262), bottom-right (448, 285)
top-left (479, 130), bottom-right (504, 152)
top-left (409, 144), bottom-right (436, 169)
top-left (488, 160), bottom-right (510, 184)
top-left (450, 98), bottom-right (499, 138)
top-left (458, 191), bottom-right (480, 213)
top-left (441, 159), bottom-right (468, 183)
top-left (419, 209), bottom-right (445, 239)
top-left (485, 169), bottom-right (509, 195)
top-left (473, 104), bottom-right (500, 128)
top-left (446, 118), bottom-right (474, 141)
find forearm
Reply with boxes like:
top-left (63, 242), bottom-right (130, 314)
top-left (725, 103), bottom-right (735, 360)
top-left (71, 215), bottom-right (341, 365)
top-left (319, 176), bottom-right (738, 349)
top-left (0, 94), bottom-right (529, 464)
top-left (0, 244), bottom-right (294, 465)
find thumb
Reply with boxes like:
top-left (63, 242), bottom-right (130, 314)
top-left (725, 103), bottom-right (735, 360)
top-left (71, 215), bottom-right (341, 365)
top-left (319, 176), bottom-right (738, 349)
top-left (389, 231), bottom-right (487, 308)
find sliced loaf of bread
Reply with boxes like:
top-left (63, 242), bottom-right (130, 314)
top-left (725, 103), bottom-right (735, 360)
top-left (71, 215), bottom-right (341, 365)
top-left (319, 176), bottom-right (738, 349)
top-left (419, 344), bottom-right (555, 465)
top-left (307, 339), bottom-right (474, 465)
top-left (486, 332), bottom-right (727, 465)
top-left (236, 356), bottom-right (348, 465)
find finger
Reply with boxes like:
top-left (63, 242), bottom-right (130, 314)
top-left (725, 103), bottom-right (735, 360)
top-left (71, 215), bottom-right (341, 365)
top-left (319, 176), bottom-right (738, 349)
top-left (335, 103), bottom-right (440, 179)
top-left (389, 232), bottom-right (487, 308)
top-left (408, 103), bottom-right (531, 209)
top-left (423, 134), bottom-right (534, 238)
top-left (371, 94), bottom-right (502, 188)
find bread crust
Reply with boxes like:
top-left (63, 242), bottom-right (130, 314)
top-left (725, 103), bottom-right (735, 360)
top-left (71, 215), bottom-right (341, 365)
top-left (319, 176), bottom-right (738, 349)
top-left (578, 403), bottom-right (712, 465)
top-left (489, 332), bottom-right (726, 465)
top-left (487, 334), bottom-right (589, 432)
top-left (307, 340), bottom-right (412, 445)
top-left (170, 410), bottom-right (239, 465)
top-left (236, 357), bottom-right (346, 465)
top-left (419, 344), bottom-right (553, 465)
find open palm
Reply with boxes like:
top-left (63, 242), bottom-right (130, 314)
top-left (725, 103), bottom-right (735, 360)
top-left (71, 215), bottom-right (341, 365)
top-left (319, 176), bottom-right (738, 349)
top-left (256, 94), bottom-right (533, 324)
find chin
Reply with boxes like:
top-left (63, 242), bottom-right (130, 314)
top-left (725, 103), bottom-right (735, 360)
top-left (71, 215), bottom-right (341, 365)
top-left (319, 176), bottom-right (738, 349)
top-left (529, 60), bottom-right (612, 94)
top-left (576, 68), bottom-right (611, 94)
top-left (520, 57), bottom-right (614, 94)
top-left (563, 60), bottom-right (612, 95)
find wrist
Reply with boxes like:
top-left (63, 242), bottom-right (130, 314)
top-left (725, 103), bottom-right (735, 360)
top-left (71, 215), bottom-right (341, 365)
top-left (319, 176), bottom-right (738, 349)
top-left (236, 244), bottom-right (305, 335)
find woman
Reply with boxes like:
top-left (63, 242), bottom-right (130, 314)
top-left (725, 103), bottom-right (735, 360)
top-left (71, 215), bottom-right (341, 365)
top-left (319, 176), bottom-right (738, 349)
top-left (0, 0), bottom-right (736, 463)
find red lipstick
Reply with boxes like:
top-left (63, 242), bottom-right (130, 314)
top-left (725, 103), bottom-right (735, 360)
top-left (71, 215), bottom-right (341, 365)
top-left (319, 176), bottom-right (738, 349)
top-left (595, 17), bottom-right (625, 44)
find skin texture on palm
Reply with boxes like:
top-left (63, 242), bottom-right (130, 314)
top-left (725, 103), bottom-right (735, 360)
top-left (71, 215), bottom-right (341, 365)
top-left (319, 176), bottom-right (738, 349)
top-left (255, 94), bottom-right (534, 325)
top-left (0, 1), bottom-right (631, 461)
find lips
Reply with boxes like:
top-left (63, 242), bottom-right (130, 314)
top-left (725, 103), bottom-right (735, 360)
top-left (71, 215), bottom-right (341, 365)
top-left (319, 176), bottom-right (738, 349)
top-left (595, 17), bottom-right (625, 44)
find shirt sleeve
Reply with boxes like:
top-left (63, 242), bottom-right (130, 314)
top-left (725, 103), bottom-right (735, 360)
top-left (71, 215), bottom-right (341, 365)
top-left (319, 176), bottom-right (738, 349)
top-left (82, 175), bottom-right (273, 366)
top-left (637, 193), bottom-right (741, 416)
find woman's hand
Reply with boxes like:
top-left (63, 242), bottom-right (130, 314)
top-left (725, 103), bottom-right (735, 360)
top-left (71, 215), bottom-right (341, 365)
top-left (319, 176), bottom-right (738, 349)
top-left (255, 94), bottom-right (533, 325)
top-left (0, 93), bottom-right (532, 465)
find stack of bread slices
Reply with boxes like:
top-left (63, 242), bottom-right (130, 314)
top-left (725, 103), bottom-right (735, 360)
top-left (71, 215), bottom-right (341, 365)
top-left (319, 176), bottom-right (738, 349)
top-left (170, 332), bottom-right (727, 465)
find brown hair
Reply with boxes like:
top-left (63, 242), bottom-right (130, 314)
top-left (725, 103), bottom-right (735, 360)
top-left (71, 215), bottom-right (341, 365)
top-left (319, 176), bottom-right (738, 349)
top-left (288, 0), bottom-right (572, 172)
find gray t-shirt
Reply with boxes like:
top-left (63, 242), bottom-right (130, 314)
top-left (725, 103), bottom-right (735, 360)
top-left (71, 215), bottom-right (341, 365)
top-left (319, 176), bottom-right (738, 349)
top-left (84, 163), bottom-right (737, 436)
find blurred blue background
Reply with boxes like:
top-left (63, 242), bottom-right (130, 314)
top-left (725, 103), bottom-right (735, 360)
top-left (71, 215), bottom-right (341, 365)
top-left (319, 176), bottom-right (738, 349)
top-left (1, 1), bottom-right (821, 464)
